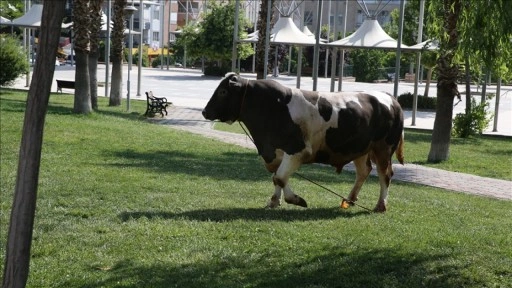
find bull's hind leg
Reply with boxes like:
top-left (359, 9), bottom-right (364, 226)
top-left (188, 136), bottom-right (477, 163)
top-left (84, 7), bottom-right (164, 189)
top-left (269, 153), bottom-right (307, 208)
top-left (347, 154), bottom-right (372, 204)
top-left (266, 185), bottom-right (282, 208)
top-left (373, 148), bottom-right (395, 213)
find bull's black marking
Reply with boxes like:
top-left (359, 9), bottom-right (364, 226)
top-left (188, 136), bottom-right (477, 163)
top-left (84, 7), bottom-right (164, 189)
top-left (317, 97), bottom-right (333, 122)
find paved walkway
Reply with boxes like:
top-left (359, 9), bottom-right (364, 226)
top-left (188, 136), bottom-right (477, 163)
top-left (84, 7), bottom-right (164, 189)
top-left (152, 105), bottom-right (512, 201)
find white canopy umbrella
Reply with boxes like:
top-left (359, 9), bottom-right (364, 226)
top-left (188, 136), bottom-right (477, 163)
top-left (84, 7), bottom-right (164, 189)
top-left (64, 12), bottom-right (139, 35)
top-left (6, 4), bottom-right (70, 29)
top-left (407, 39), bottom-right (438, 51)
top-left (269, 16), bottom-right (316, 78)
top-left (100, 12), bottom-right (140, 35)
top-left (326, 19), bottom-right (411, 50)
top-left (324, 19), bottom-right (412, 98)
top-left (302, 26), bottom-right (314, 37)
top-left (271, 16), bottom-right (316, 45)
top-left (0, 16), bottom-right (11, 25)
top-left (302, 26), bottom-right (327, 43)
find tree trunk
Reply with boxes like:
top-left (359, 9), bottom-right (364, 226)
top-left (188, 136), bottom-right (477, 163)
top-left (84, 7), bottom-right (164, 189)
top-left (481, 67), bottom-right (489, 104)
top-left (89, 0), bottom-right (103, 110)
top-left (89, 51), bottom-right (99, 110)
top-left (2, 3), bottom-right (66, 287)
top-left (109, 0), bottom-right (126, 106)
top-left (255, 0), bottom-right (273, 80)
top-left (73, 0), bottom-right (92, 114)
top-left (74, 51), bottom-right (92, 113)
top-left (424, 68), bottom-right (432, 97)
top-left (427, 0), bottom-right (462, 162)
top-left (110, 57), bottom-right (123, 106)
top-left (428, 82), bottom-right (455, 162)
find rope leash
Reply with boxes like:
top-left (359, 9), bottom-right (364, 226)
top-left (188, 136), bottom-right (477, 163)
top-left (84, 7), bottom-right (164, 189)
top-left (237, 121), bottom-right (374, 213)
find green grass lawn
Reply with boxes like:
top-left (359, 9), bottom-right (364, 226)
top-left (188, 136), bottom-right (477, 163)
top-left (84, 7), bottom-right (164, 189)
top-left (214, 119), bottom-right (512, 181)
top-left (1, 90), bottom-right (511, 287)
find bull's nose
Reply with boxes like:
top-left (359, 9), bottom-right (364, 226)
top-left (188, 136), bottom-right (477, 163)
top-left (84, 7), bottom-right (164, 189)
top-left (201, 109), bottom-right (208, 119)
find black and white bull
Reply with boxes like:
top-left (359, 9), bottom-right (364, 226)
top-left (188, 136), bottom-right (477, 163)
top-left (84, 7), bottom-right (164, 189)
top-left (202, 73), bottom-right (404, 212)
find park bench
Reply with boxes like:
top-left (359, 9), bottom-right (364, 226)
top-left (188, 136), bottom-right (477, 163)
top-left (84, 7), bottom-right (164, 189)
top-left (144, 91), bottom-right (170, 117)
top-left (56, 79), bottom-right (75, 93)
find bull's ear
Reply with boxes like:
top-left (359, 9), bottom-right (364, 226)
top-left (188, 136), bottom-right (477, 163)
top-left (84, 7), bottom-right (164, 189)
top-left (228, 75), bottom-right (242, 88)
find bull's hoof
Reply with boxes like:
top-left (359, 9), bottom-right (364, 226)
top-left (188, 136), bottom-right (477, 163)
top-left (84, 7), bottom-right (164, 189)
top-left (266, 200), bottom-right (281, 209)
top-left (340, 199), bottom-right (353, 209)
top-left (285, 195), bottom-right (308, 208)
top-left (373, 201), bottom-right (387, 213)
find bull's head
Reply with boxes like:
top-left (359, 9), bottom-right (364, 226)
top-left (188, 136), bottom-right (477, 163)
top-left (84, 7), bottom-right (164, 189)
top-left (202, 72), bottom-right (244, 124)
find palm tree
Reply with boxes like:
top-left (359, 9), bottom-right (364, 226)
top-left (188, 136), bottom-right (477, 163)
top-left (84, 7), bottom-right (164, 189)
top-left (73, 0), bottom-right (92, 113)
top-left (89, 0), bottom-right (103, 110)
top-left (109, 0), bottom-right (126, 106)
top-left (427, 0), bottom-right (462, 162)
top-left (255, 0), bottom-right (274, 79)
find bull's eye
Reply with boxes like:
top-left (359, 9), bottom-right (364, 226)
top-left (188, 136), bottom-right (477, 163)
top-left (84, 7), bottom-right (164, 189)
top-left (218, 88), bottom-right (228, 97)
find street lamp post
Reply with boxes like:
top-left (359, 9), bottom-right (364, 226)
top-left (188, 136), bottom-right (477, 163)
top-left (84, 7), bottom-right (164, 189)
top-left (125, 2), bottom-right (137, 111)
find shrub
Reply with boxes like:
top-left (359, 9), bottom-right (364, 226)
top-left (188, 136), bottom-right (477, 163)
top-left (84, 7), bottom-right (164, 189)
top-left (151, 55), bottom-right (175, 68)
top-left (204, 65), bottom-right (230, 76)
top-left (349, 49), bottom-right (385, 83)
top-left (0, 35), bottom-right (29, 86)
top-left (397, 92), bottom-right (437, 110)
top-left (133, 52), bottom-right (149, 67)
top-left (452, 97), bottom-right (492, 138)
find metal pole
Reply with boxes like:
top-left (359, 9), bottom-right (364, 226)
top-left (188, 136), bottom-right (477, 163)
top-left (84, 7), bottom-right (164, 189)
top-left (411, 0), bottom-right (425, 126)
top-left (273, 48), bottom-right (278, 76)
top-left (252, 0), bottom-right (257, 73)
top-left (105, 0), bottom-right (111, 98)
top-left (263, 0), bottom-right (272, 79)
top-left (330, 0), bottom-right (339, 92)
top-left (160, 0), bottom-right (164, 70)
top-left (338, 0), bottom-right (348, 91)
top-left (127, 13), bottom-right (134, 111)
top-left (492, 78), bottom-right (501, 132)
top-left (167, 0), bottom-right (172, 70)
top-left (231, 0), bottom-right (240, 72)
top-left (184, 0), bottom-right (189, 68)
top-left (24, 0), bottom-right (30, 87)
top-left (296, 0), bottom-right (305, 88)
top-left (312, 0), bottom-right (323, 91)
top-left (324, 0), bottom-right (331, 78)
top-left (288, 46), bottom-right (292, 75)
top-left (393, 0), bottom-right (406, 98)
top-left (137, 0), bottom-right (143, 97)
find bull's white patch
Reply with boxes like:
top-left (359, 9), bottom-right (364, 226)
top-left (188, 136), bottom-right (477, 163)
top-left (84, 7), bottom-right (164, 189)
top-left (319, 92), bottom-right (362, 110)
top-left (368, 91), bottom-right (393, 110)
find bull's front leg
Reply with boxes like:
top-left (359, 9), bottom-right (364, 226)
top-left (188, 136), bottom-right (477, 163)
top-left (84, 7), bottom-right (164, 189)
top-left (270, 153), bottom-right (307, 208)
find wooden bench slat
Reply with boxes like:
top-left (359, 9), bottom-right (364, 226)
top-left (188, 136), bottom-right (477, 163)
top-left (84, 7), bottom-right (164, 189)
top-left (56, 79), bottom-right (75, 93)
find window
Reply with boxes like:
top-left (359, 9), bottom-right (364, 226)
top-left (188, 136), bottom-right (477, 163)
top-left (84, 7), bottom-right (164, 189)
top-left (329, 14), bottom-right (344, 25)
top-left (356, 10), bottom-right (364, 24)
top-left (304, 11), bottom-right (313, 26)
top-left (378, 10), bottom-right (390, 25)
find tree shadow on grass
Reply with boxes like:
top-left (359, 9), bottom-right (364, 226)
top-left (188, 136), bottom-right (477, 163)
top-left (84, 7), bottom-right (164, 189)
top-left (118, 207), bottom-right (370, 223)
top-left (105, 148), bottom-right (357, 185)
top-left (1, 96), bottom-right (77, 115)
top-left (72, 248), bottom-right (477, 288)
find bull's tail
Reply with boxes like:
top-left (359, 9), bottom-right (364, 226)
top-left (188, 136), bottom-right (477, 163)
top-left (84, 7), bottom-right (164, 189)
top-left (395, 131), bottom-right (404, 165)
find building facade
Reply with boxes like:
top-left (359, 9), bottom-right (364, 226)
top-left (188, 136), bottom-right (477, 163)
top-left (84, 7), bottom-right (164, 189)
top-left (94, 0), bottom-right (399, 49)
